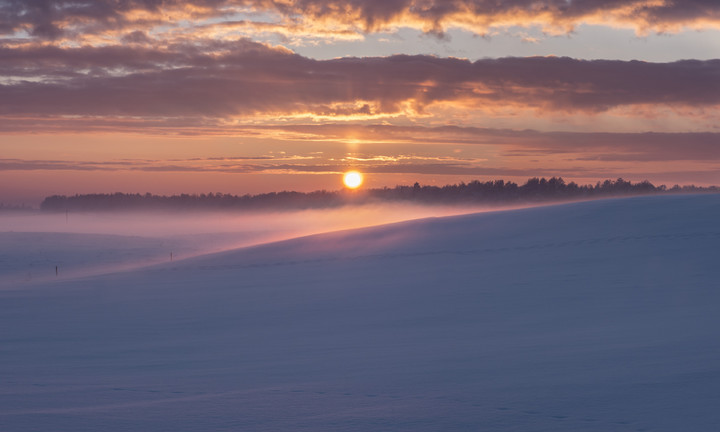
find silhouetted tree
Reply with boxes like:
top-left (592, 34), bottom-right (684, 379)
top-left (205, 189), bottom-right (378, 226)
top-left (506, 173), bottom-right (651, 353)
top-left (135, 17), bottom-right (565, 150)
top-left (39, 178), bottom-right (718, 212)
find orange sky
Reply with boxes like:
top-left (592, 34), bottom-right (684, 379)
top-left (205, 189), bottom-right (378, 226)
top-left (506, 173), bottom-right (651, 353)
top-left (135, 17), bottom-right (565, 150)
top-left (1, 1), bottom-right (719, 205)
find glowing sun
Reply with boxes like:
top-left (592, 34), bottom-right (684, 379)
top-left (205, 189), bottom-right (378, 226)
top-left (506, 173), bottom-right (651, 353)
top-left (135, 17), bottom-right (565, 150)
top-left (343, 171), bottom-right (364, 189)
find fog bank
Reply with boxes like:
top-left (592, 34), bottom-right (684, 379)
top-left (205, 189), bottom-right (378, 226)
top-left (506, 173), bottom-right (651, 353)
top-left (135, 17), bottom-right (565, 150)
top-left (1, 202), bottom-right (529, 285)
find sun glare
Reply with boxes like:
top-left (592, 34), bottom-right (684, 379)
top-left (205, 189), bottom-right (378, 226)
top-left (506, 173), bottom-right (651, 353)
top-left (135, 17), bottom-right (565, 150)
top-left (343, 171), bottom-right (364, 189)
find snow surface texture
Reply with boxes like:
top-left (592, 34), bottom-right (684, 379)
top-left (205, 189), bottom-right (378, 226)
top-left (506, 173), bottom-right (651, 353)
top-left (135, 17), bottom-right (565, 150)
top-left (1, 194), bottom-right (719, 431)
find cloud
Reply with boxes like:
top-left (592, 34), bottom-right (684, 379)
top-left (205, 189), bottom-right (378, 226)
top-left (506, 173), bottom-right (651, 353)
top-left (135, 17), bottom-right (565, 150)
top-left (5, 154), bottom-right (716, 186)
top-left (2, 124), bottom-right (718, 181)
top-left (2, 1), bottom-right (720, 41)
top-left (0, 156), bottom-right (588, 179)
top-left (267, 125), bottom-right (720, 162)
top-left (0, 40), bottom-right (718, 124)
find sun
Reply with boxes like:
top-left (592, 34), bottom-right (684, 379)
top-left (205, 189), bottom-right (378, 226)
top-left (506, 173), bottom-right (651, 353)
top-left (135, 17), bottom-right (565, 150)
top-left (343, 171), bottom-right (364, 189)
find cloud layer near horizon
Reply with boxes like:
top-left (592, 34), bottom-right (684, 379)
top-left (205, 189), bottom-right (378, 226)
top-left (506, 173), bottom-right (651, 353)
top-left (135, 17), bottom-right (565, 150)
top-left (1, 39), bottom-right (718, 124)
top-left (3, 126), bottom-right (718, 176)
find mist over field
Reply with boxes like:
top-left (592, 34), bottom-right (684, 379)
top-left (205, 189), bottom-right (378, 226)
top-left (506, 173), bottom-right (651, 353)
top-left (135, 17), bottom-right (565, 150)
top-left (0, 202), bottom-right (513, 286)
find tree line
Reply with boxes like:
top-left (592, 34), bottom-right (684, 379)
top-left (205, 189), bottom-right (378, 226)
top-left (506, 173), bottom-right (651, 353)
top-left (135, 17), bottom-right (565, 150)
top-left (40, 177), bottom-right (719, 212)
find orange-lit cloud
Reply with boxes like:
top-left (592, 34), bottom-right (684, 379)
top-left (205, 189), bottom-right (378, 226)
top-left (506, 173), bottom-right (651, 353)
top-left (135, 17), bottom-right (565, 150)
top-left (2, 0), bottom-right (719, 205)
top-left (3, 1), bottom-right (720, 41)
top-left (1, 40), bottom-right (718, 127)
top-left (3, 126), bottom-right (719, 175)
top-left (256, 125), bottom-right (720, 162)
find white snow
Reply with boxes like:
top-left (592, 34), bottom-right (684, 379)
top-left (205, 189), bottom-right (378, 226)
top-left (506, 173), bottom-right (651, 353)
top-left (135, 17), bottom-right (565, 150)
top-left (1, 194), bottom-right (719, 431)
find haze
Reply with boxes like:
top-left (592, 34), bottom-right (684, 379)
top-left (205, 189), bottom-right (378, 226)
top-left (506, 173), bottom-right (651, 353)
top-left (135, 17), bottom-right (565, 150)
top-left (0, 202), bottom-right (520, 286)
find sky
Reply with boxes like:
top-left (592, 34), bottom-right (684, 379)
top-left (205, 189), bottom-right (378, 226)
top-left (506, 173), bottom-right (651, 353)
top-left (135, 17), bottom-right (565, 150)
top-left (1, 0), bottom-right (719, 205)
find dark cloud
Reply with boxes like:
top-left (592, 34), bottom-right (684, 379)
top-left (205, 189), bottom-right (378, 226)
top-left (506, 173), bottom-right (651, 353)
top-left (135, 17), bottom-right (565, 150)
top-left (279, 0), bottom-right (720, 33)
top-left (0, 0), bottom-right (216, 39)
top-left (6, 155), bottom-right (715, 182)
top-left (0, 40), bottom-right (718, 120)
top-left (268, 125), bottom-right (720, 163)
top-left (268, 125), bottom-right (720, 162)
top-left (0, 156), bottom-right (584, 178)
top-left (503, 131), bottom-right (720, 162)
top-left (2, 1), bottom-right (719, 39)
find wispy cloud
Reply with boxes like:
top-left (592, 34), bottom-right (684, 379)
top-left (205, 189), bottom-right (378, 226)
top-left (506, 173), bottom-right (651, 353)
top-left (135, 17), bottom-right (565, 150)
top-left (242, 125), bottom-right (720, 163)
top-left (0, 156), bottom-right (587, 180)
top-left (3, 121), bottom-right (719, 178)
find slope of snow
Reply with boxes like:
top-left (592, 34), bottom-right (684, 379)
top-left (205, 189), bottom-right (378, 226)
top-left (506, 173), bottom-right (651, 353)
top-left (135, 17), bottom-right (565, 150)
top-left (1, 194), bottom-right (719, 431)
top-left (0, 203), bottom-right (494, 285)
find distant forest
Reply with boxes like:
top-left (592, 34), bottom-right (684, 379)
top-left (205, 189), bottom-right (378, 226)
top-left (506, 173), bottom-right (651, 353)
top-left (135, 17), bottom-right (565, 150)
top-left (40, 177), bottom-right (719, 212)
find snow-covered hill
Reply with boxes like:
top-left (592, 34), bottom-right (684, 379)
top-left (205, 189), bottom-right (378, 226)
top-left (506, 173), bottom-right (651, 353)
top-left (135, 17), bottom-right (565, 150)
top-left (1, 194), bottom-right (719, 431)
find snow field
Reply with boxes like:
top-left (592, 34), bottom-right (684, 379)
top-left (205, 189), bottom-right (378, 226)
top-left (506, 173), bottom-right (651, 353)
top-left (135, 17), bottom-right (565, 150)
top-left (1, 194), bottom-right (719, 431)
